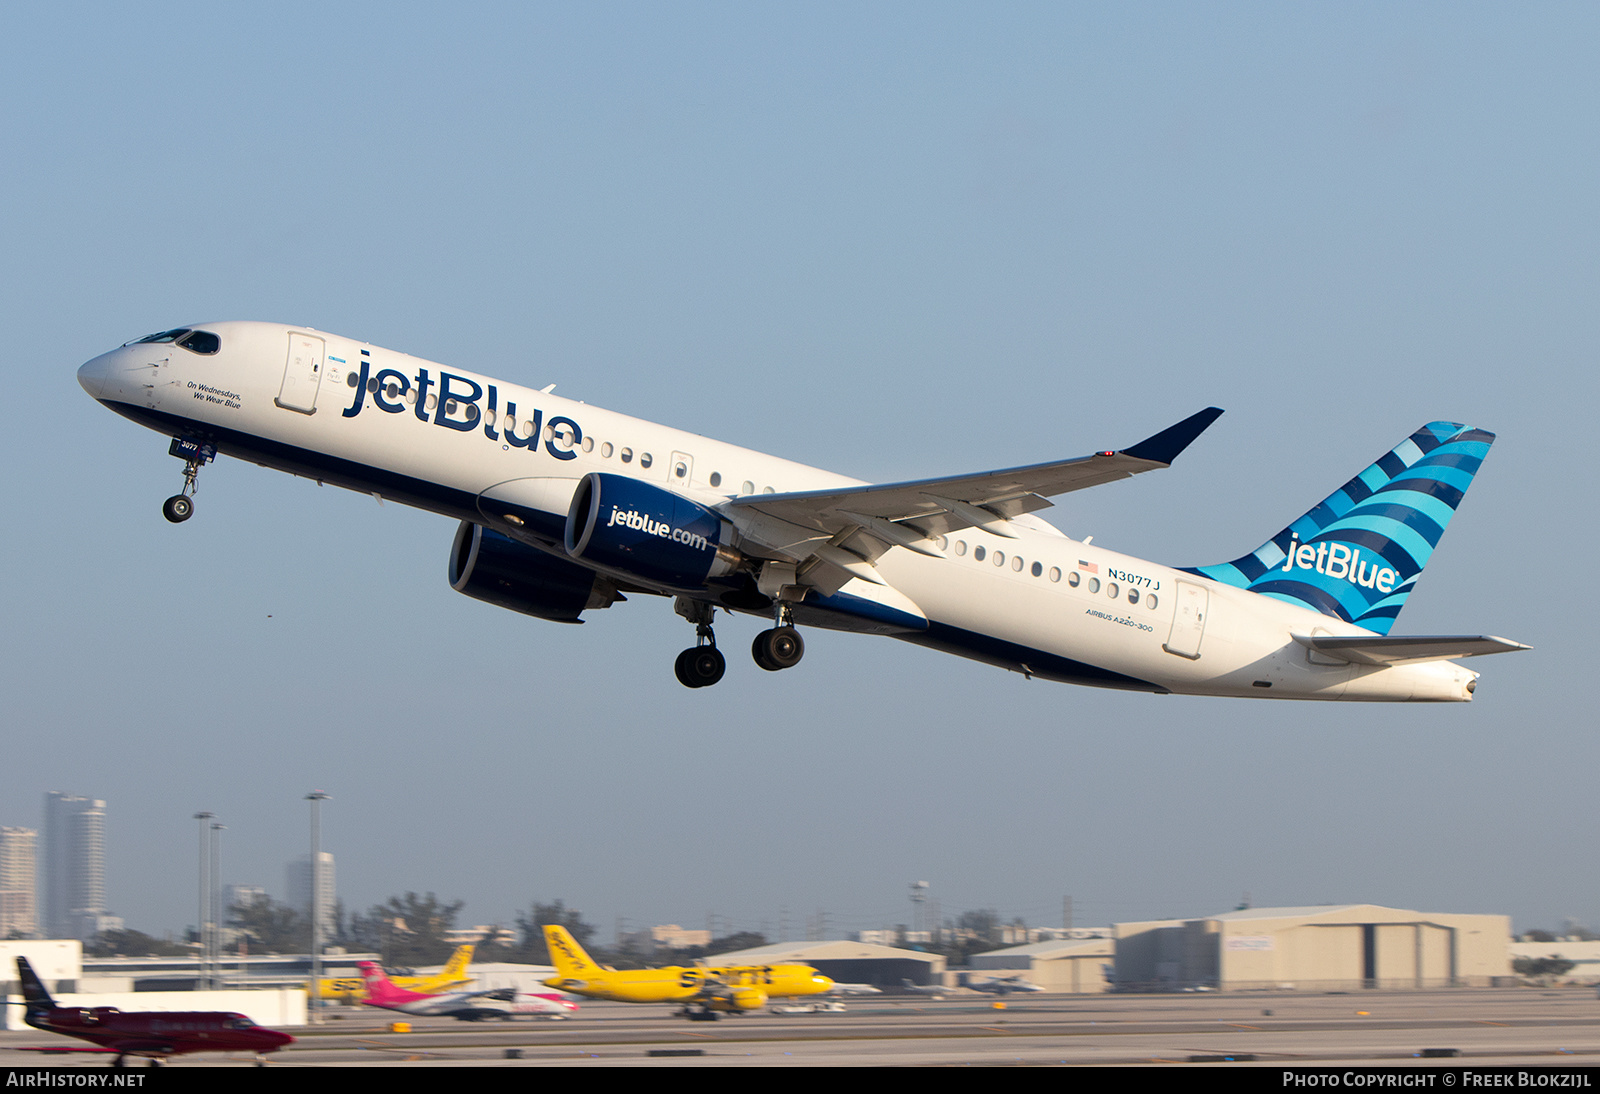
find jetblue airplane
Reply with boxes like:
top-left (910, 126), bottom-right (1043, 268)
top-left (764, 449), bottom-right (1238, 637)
top-left (77, 322), bottom-right (1526, 699)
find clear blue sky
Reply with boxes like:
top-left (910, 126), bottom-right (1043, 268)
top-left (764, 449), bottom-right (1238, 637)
top-left (1, 2), bottom-right (1593, 940)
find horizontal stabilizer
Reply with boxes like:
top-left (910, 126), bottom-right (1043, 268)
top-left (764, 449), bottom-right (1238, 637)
top-left (1291, 633), bottom-right (1530, 666)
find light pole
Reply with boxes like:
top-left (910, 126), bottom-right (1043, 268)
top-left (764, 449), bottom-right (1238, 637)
top-left (193, 812), bottom-right (214, 989)
top-left (306, 791), bottom-right (330, 1023)
top-left (210, 822), bottom-right (225, 986)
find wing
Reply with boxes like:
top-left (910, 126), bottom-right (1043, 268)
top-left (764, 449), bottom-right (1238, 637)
top-left (1291, 634), bottom-right (1531, 666)
top-left (722, 407), bottom-right (1222, 594)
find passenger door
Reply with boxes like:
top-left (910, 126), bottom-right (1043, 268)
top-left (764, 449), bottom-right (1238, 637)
top-left (275, 332), bottom-right (326, 414)
top-left (1163, 580), bottom-right (1209, 659)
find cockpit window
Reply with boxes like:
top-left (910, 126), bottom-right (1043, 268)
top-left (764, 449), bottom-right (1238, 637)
top-left (177, 330), bottom-right (220, 354)
top-left (132, 329), bottom-right (190, 344)
top-left (127, 329), bottom-right (221, 355)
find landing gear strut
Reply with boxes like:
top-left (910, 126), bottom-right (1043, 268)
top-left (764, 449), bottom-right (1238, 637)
top-left (162, 438), bottom-right (215, 524)
top-left (752, 600), bottom-right (805, 672)
top-left (673, 598), bottom-right (726, 688)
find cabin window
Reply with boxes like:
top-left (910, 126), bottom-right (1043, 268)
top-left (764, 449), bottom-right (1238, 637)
top-left (1147, 594), bottom-right (1158, 610)
top-left (582, 436), bottom-right (594, 452)
top-left (761, 485), bottom-right (774, 494)
top-left (1067, 571), bottom-right (1081, 587)
top-left (1031, 561), bottom-right (1042, 577)
top-left (1127, 587), bottom-right (1140, 605)
top-left (602, 442), bottom-right (614, 458)
top-left (741, 480), bottom-right (755, 494)
top-left (348, 372), bottom-right (360, 388)
top-left (1088, 577), bottom-right (1101, 593)
top-left (992, 551), bottom-right (1005, 567)
top-left (1012, 556), bottom-right (1024, 572)
top-left (709, 472), bottom-right (722, 487)
top-left (1049, 566), bottom-right (1061, 582)
top-left (640, 453), bottom-right (653, 469)
top-left (954, 540), bottom-right (967, 556)
top-left (973, 545), bottom-right (986, 561)
top-left (620, 447), bottom-right (633, 463)
top-left (674, 461), bottom-right (688, 479)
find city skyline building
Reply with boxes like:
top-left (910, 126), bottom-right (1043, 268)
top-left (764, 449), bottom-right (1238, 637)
top-left (0, 826), bottom-right (37, 938)
top-left (286, 852), bottom-right (335, 944)
top-left (43, 792), bottom-right (119, 941)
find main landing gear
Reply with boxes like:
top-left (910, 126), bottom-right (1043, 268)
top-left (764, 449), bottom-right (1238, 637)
top-left (752, 598), bottom-right (805, 672)
top-left (673, 598), bottom-right (726, 689)
top-left (672, 597), bottom-right (807, 687)
top-left (162, 437), bottom-right (215, 524)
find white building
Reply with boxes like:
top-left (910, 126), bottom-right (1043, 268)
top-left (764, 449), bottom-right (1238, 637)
top-left (43, 794), bottom-right (116, 942)
top-left (285, 853), bottom-right (335, 943)
top-left (0, 828), bottom-right (37, 939)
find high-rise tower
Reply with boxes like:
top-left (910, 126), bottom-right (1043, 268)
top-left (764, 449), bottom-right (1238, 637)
top-left (44, 793), bottom-right (117, 941)
top-left (0, 827), bottom-right (37, 938)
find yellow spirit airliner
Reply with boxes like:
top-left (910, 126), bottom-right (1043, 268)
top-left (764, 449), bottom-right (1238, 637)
top-left (542, 926), bottom-right (832, 1019)
top-left (77, 322), bottom-right (1526, 698)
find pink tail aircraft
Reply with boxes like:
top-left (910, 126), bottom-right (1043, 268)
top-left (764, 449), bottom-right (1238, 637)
top-left (358, 961), bottom-right (576, 1021)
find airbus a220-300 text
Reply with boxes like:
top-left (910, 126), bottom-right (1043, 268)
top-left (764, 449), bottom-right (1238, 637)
top-left (77, 322), bottom-right (1527, 699)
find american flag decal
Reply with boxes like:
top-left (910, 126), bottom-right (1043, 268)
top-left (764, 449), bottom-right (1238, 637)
top-left (1078, 560), bottom-right (1098, 574)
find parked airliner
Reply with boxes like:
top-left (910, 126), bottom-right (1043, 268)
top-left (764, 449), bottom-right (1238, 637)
top-left (77, 322), bottom-right (1525, 699)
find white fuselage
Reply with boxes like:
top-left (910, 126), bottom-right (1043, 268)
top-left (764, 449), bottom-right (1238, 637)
top-left (77, 321), bottom-right (1479, 701)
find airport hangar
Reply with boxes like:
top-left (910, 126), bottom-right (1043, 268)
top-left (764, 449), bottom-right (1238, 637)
top-left (1109, 904), bottom-right (1511, 991)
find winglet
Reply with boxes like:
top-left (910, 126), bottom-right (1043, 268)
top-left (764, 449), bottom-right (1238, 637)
top-left (1121, 407), bottom-right (1224, 465)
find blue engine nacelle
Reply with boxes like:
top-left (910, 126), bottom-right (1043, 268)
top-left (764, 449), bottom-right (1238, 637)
top-left (449, 521), bottom-right (620, 623)
top-left (564, 472), bottom-right (742, 589)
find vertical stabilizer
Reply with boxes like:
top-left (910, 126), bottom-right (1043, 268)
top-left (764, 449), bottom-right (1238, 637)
top-left (543, 925), bottom-right (604, 979)
top-left (1184, 421), bottom-right (1495, 634)
top-left (15, 957), bottom-right (56, 1026)
top-left (439, 944), bottom-right (474, 982)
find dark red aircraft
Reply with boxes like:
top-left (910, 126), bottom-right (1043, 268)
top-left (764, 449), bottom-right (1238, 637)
top-left (13, 956), bottom-right (295, 1067)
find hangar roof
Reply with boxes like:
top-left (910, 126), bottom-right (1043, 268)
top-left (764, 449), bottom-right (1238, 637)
top-left (709, 940), bottom-right (942, 965)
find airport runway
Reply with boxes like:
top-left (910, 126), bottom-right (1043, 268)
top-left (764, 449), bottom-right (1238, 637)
top-left (2, 989), bottom-right (1597, 1067)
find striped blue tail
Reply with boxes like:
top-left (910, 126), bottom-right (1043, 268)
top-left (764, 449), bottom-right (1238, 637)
top-left (1182, 422), bottom-right (1495, 635)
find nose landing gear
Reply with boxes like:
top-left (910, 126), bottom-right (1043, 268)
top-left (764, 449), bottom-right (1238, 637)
top-left (162, 438), bottom-right (215, 524)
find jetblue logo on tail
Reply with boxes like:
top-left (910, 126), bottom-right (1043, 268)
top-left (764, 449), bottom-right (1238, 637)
top-left (1279, 534), bottom-right (1397, 593)
top-left (1184, 421), bottom-right (1494, 634)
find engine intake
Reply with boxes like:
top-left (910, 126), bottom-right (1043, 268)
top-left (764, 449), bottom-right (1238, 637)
top-left (564, 472), bottom-right (741, 588)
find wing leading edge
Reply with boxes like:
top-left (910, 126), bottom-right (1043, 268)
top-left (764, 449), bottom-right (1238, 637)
top-left (721, 407), bottom-right (1223, 592)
